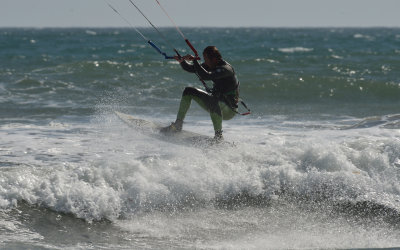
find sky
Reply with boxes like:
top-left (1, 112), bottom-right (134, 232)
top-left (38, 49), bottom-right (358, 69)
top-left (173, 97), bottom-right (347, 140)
top-left (1, 0), bottom-right (400, 28)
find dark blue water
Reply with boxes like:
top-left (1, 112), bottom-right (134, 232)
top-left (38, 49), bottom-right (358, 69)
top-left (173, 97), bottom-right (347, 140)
top-left (1, 28), bottom-right (400, 122)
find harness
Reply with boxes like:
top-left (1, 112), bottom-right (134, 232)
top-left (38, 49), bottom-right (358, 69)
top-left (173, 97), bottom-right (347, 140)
top-left (210, 62), bottom-right (251, 116)
top-left (214, 82), bottom-right (251, 116)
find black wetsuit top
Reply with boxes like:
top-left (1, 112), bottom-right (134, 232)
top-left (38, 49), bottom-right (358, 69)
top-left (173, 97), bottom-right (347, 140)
top-left (180, 59), bottom-right (239, 108)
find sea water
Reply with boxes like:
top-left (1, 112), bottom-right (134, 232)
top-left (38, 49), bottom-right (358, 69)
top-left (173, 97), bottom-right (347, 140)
top-left (1, 28), bottom-right (400, 249)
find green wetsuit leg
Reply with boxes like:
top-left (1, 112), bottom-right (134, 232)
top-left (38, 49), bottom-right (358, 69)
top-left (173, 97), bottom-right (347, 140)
top-left (176, 87), bottom-right (236, 132)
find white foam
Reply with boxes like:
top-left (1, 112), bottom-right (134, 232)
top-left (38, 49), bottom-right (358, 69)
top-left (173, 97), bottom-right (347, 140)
top-left (278, 47), bottom-right (313, 53)
top-left (353, 33), bottom-right (375, 40)
top-left (85, 30), bottom-right (97, 36)
top-left (0, 114), bottom-right (399, 222)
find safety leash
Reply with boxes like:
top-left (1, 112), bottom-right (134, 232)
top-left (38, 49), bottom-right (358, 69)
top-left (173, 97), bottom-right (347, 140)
top-left (154, 0), bottom-right (200, 60)
top-left (153, 0), bottom-right (213, 92)
top-left (236, 100), bottom-right (251, 116)
top-left (128, 0), bottom-right (181, 59)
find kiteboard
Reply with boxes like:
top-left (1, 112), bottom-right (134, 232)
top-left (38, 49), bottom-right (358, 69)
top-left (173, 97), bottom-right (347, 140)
top-left (115, 111), bottom-right (231, 146)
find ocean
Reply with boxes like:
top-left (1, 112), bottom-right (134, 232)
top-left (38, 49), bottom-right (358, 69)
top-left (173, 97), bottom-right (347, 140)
top-left (1, 27), bottom-right (400, 249)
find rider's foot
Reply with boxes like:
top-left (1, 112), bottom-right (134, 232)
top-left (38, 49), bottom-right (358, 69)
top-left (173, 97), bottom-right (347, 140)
top-left (160, 119), bottom-right (183, 133)
top-left (214, 130), bottom-right (223, 141)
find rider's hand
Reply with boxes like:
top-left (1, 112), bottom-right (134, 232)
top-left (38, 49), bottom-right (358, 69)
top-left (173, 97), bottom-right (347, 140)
top-left (182, 54), bottom-right (195, 61)
top-left (174, 55), bottom-right (184, 63)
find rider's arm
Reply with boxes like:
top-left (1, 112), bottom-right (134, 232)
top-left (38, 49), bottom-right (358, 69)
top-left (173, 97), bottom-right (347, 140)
top-left (180, 60), bottom-right (196, 73)
top-left (193, 60), bottom-right (232, 80)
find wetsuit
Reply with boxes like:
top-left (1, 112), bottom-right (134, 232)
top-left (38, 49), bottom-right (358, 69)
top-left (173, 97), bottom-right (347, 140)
top-left (176, 59), bottom-right (239, 132)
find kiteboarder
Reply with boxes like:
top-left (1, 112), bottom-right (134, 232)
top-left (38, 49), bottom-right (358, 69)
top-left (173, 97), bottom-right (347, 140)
top-left (161, 46), bottom-right (239, 140)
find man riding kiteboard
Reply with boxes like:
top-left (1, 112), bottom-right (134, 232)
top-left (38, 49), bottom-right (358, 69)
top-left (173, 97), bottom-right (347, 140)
top-left (161, 46), bottom-right (240, 141)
